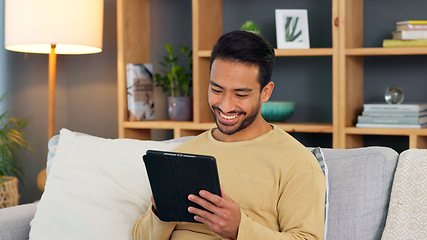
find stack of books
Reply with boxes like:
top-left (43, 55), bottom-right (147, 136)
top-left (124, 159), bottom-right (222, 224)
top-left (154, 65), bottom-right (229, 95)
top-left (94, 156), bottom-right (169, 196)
top-left (383, 20), bottom-right (427, 47)
top-left (356, 103), bottom-right (427, 128)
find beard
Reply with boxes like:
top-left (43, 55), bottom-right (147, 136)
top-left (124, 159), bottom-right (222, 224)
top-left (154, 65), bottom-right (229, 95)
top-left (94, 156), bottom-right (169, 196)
top-left (210, 103), bottom-right (260, 135)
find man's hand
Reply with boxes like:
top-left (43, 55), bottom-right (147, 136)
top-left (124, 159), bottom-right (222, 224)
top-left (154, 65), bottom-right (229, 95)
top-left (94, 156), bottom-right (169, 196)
top-left (188, 189), bottom-right (241, 240)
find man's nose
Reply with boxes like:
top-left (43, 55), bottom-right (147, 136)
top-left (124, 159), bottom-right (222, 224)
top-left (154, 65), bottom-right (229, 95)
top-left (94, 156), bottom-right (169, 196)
top-left (219, 94), bottom-right (235, 113)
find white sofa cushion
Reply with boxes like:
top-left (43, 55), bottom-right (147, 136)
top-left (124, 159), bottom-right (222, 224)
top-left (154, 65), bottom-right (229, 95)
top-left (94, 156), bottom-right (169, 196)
top-left (29, 128), bottom-right (185, 240)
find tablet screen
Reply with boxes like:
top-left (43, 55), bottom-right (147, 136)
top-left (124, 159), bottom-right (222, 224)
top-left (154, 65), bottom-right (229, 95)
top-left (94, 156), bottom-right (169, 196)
top-left (143, 150), bottom-right (221, 222)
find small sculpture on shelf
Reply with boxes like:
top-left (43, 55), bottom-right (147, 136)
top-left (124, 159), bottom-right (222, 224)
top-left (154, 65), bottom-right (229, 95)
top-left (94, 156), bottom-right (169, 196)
top-left (385, 85), bottom-right (404, 104)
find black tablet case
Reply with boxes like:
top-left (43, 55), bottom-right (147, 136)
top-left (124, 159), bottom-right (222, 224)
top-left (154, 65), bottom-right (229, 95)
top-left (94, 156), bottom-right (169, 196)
top-left (143, 150), bottom-right (221, 223)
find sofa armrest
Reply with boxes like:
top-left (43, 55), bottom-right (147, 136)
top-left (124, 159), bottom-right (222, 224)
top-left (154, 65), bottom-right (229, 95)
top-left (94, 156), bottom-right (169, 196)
top-left (0, 203), bottom-right (37, 240)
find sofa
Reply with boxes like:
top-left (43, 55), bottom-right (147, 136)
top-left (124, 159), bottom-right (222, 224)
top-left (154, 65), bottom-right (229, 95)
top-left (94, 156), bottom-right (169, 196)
top-left (0, 128), bottom-right (425, 240)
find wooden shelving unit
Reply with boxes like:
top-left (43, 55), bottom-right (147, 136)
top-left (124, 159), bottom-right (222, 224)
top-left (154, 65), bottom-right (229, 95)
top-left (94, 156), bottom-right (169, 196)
top-left (117, 0), bottom-right (427, 149)
top-left (338, 0), bottom-right (427, 149)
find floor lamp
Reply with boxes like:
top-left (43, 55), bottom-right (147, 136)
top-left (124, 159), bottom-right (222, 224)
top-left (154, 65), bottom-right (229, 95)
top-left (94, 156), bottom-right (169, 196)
top-left (5, 0), bottom-right (104, 191)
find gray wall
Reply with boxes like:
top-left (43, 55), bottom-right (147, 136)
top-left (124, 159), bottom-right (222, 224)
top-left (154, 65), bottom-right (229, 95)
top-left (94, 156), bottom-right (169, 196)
top-left (1, 0), bottom-right (426, 203)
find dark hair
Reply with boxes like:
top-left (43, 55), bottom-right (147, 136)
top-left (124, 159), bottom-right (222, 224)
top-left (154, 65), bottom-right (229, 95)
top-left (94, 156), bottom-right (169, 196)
top-left (210, 30), bottom-right (275, 90)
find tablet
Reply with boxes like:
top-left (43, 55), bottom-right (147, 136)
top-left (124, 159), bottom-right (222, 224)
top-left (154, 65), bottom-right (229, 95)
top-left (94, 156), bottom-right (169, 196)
top-left (143, 150), bottom-right (221, 223)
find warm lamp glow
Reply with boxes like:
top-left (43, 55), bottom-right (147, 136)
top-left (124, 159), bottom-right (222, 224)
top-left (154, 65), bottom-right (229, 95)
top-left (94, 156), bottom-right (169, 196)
top-left (5, 44), bottom-right (102, 55)
top-left (5, 0), bottom-right (103, 54)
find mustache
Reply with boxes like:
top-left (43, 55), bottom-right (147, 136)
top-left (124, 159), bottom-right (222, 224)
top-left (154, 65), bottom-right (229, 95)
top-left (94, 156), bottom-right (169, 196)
top-left (211, 105), bottom-right (246, 115)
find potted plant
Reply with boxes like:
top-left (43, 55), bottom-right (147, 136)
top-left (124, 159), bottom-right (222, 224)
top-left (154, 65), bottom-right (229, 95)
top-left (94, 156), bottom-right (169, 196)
top-left (240, 20), bottom-right (261, 35)
top-left (0, 99), bottom-right (32, 208)
top-left (155, 43), bottom-right (193, 121)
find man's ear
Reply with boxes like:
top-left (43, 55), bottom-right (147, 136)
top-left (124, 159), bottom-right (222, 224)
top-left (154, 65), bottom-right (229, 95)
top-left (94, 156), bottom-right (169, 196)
top-left (261, 81), bottom-right (274, 103)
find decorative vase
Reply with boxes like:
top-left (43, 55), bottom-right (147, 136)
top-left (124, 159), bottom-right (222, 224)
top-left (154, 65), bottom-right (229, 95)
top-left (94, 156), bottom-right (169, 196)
top-left (0, 176), bottom-right (20, 208)
top-left (168, 97), bottom-right (193, 121)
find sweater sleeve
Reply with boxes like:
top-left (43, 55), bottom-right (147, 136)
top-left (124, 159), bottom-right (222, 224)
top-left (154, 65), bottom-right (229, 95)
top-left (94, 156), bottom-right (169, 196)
top-left (236, 170), bottom-right (326, 240)
top-left (132, 204), bottom-right (177, 240)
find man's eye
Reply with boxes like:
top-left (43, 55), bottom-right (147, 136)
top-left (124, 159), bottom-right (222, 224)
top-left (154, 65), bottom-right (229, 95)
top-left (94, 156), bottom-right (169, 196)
top-left (236, 94), bottom-right (248, 98)
top-left (212, 88), bottom-right (222, 93)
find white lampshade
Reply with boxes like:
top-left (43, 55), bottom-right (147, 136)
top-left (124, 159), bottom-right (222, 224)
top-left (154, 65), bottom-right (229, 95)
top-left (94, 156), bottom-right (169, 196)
top-left (5, 0), bottom-right (103, 55)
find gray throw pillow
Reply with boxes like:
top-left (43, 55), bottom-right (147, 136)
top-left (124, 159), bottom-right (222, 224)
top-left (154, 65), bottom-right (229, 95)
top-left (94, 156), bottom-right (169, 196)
top-left (321, 147), bottom-right (398, 240)
top-left (311, 147), bottom-right (329, 240)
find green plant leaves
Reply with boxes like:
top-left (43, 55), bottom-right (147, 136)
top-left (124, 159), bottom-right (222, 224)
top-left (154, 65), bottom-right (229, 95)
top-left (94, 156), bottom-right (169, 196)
top-left (155, 43), bottom-right (193, 97)
top-left (0, 108), bottom-right (32, 184)
top-left (165, 43), bottom-right (173, 55)
top-left (239, 20), bottom-right (261, 35)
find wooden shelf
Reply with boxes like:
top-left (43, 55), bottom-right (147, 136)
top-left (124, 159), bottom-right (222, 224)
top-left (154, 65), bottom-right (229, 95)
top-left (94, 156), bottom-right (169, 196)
top-left (346, 127), bottom-right (427, 136)
top-left (118, 0), bottom-right (338, 145)
top-left (275, 123), bottom-right (333, 133)
top-left (275, 48), bottom-right (333, 56)
top-left (117, 0), bottom-right (426, 150)
top-left (123, 121), bottom-right (216, 130)
top-left (121, 120), bottom-right (332, 139)
top-left (124, 121), bottom-right (332, 133)
top-left (197, 50), bottom-right (211, 57)
top-left (346, 127), bottom-right (427, 149)
top-left (198, 48), bottom-right (334, 58)
top-left (338, 0), bottom-right (427, 149)
top-left (346, 47), bottom-right (427, 56)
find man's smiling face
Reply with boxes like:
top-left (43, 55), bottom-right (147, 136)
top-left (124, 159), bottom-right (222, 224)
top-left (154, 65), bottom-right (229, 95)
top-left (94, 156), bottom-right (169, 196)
top-left (208, 58), bottom-right (266, 138)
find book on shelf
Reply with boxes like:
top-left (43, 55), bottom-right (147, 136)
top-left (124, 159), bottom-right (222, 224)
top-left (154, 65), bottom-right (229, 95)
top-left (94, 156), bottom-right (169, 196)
top-left (362, 111), bottom-right (427, 118)
top-left (126, 63), bottom-right (155, 121)
top-left (383, 20), bottom-right (427, 47)
top-left (356, 123), bottom-right (427, 129)
top-left (396, 23), bottom-right (427, 31)
top-left (396, 20), bottom-right (427, 25)
top-left (357, 115), bottom-right (427, 125)
top-left (392, 30), bottom-right (427, 40)
top-left (383, 39), bottom-right (427, 47)
top-left (363, 103), bottom-right (427, 112)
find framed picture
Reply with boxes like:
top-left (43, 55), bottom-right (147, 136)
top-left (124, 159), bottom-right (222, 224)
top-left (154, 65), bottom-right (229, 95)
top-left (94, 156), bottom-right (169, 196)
top-left (275, 9), bottom-right (310, 49)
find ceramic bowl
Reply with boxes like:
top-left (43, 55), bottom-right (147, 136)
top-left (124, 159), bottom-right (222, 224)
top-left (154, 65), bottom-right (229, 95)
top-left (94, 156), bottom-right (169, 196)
top-left (261, 101), bottom-right (295, 122)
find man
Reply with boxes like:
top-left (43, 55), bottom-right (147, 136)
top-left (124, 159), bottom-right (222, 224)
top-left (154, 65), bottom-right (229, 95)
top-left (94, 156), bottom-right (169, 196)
top-left (133, 31), bottom-right (326, 240)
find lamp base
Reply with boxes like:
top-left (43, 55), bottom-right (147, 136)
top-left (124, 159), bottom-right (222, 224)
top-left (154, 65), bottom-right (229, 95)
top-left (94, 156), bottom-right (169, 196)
top-left (37, 169), bottom-right (46, 192)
